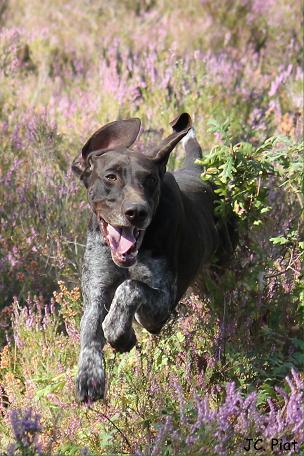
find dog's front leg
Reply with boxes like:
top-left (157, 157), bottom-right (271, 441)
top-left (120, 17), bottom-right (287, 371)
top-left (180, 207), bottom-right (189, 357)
top-left (76, 231), bottom-right (124, 402)
top-left (76, 291), bottom-right (108, 402)
top-left (102, 279), bottom-right (173, 352)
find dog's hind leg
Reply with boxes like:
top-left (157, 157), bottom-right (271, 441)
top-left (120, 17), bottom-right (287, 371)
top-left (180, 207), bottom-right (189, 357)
top-left (181, 128), bottom-right (203, 171)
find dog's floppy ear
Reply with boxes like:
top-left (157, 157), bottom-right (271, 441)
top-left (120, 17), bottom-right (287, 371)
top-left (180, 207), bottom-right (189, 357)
top-left (71, 153), bottom-right (86, 178)
top-left (71, 118), bottom-right (141, 178)
top-left (82, 118), bottom-right (141, 158)
top-left (152, 112), bottom-right (192, 166)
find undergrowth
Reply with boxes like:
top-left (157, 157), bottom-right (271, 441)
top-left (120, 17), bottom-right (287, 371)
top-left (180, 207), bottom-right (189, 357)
top-left (0, 0), bottom-right (303, 454)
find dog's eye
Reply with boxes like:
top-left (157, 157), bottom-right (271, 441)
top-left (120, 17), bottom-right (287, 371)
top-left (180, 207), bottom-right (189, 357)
top-left (105, 173), bottom-right (117, 181)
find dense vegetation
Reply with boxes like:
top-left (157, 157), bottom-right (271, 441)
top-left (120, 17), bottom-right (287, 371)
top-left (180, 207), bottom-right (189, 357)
top-left (0, 0), bottom-right (303, 454)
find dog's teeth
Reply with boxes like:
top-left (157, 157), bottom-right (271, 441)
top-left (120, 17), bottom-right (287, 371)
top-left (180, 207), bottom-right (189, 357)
top-left (134, 228), bottom-right (140, 240)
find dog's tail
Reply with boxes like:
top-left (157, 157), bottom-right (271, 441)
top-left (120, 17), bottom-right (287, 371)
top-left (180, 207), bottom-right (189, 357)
top-left (170, 113), bottom-right (202, 172)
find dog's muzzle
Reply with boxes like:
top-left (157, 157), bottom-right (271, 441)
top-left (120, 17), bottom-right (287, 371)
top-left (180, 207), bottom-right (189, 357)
top-left (98, 216), bottom-right (145, 267)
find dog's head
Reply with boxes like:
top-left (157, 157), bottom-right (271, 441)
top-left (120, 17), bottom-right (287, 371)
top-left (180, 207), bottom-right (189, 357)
top-left (72, 113), bottom-right (192, 268)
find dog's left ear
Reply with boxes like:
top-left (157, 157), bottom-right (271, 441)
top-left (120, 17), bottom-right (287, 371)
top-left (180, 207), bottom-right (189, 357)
top-left (151, 113), bottom-right (192, 167)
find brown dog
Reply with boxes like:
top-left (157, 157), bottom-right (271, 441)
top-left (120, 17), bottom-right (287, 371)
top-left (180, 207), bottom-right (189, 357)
top-left (72, 113), bottom-right (232, 402)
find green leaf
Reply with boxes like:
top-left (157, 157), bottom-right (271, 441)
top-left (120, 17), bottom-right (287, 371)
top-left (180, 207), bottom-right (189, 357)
top-left (219, 155), bottom-right (236, 183)
top-left (270, 236), bottom-right (289, 245)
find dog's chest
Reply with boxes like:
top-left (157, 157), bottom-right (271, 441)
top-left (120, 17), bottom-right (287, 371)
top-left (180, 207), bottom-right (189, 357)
top-left (128, 252), bottom-right (172, 289)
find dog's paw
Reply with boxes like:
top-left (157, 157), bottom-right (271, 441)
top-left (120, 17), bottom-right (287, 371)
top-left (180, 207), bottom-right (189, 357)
top-left (76, 350), bottom-right (105, 403)
top-left (102, 319), bottom-right (137, 353)
top-left (108, 329), bottom-right (137, 353)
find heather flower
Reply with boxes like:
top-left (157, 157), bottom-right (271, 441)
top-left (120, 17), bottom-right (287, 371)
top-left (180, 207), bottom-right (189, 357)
top-left (145, 371), bottom-right (304, 455)
top-left (10, 408), bottom-right (42, 449)
top-left (0, 28), bottom-right (22, 75)
top-left (269, 64), bottom-right (293, 98)
top-left (0, 1), bottom-right (302, 454)
top-left (151, 417), bottom-right (173, 456)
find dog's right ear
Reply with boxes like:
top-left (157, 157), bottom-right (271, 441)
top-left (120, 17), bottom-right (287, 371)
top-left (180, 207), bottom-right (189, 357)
top-left (71, 153), bottom-right (87, 178)
top-left (72, 118), bottom-right (141, 180)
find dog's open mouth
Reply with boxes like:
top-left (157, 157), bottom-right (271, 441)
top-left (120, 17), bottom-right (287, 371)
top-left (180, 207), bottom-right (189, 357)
top-left (98, 217), bottom-right (145, 267)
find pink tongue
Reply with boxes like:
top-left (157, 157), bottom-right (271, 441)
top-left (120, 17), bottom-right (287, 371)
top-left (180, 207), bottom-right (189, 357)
top-left (107, 225), bottom-right (136, 255)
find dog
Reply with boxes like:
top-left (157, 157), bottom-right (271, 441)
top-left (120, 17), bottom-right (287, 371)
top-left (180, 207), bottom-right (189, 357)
top-left (72, 112), bottom-right (233, 402)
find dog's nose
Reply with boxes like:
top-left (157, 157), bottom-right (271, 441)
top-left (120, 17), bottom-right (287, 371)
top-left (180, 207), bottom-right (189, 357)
top-left (125, 204), bottom-right (148, 224)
